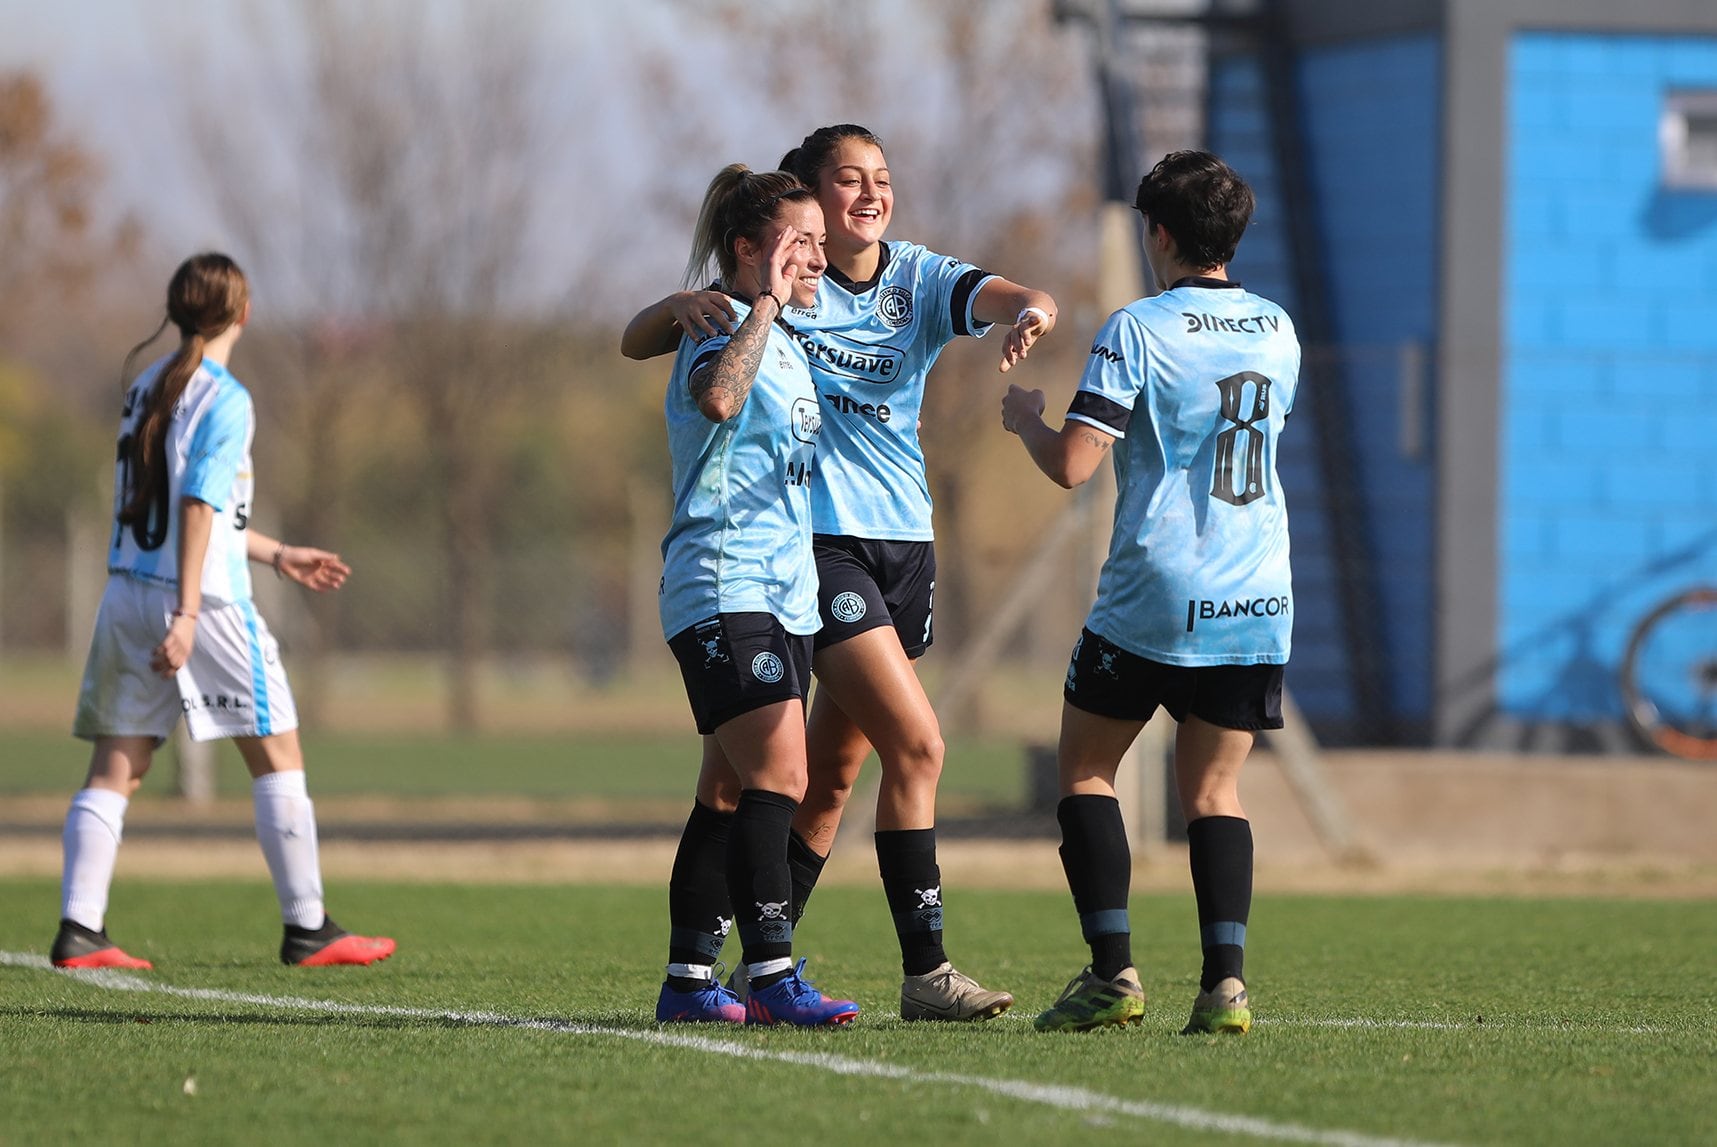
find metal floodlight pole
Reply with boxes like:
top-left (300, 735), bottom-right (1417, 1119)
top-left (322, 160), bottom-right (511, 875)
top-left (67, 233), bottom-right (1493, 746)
top-left (1054, 0), bottom-right (1169, 856)
top-left (1053, 0), bottom-right (1145, 204)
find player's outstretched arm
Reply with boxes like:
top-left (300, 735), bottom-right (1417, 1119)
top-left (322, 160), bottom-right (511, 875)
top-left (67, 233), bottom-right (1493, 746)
top-left (247, 529), bottom-right (351, 593)
top-left (1001, 383), bottom-right (1113, 489)
top-left (620, 291), bottom-right (739, 360)
top-left (974, 278), bottom-right (1058, 374)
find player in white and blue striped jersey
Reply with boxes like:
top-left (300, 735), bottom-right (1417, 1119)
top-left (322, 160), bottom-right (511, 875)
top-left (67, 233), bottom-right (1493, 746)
top-left (624, 125), bottom-right (1053, 1022)
top-left (1003, 152), bottom-right (1298, 1036)
top-left (54, 253), bottom-right (393, 972)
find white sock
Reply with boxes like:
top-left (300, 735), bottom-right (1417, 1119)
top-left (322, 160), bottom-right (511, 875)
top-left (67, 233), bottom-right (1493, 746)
top-left (61, 788), bottom-right (130, 931)
top-left (748, 957), bottom-right (792, 980)
top-left (251, 770), bottom-right (325, 929)
top-left (666, 962), bottom-right (714, 981)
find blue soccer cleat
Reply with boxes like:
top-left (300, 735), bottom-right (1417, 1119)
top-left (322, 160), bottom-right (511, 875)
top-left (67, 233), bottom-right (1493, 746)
top-left (743, 959), bottom-right (859, 1027)
top-left (656, 967), bottom-right (745, 1024)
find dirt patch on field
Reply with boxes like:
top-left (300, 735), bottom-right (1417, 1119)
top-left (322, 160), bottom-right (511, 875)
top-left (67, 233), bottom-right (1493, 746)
top-left (3, 833), bottom-right (1714, 900)
top-left (6, 748), bottom-right (1715, 898)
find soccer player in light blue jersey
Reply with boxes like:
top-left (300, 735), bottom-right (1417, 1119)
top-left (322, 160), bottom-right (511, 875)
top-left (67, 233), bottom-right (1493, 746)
top-left (625, 124), bottom-right (1056, 1021)
top-left (53, 253), bottom-right (394, 971)
top-left (1002, 152), bottom-right (1299, 1035)
top-left (651, 165), bottom-right (858, 1027)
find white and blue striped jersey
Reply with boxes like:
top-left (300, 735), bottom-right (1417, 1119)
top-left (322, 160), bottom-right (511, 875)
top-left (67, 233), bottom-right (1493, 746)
top-left (1067, 279), bottom-right (1300, 666)
top-left (108, 356), bottom-right (256, 606)
top-left (784, 240), bottom-right (996, 540)
top-left (659, 300), bottom-right (824, 639)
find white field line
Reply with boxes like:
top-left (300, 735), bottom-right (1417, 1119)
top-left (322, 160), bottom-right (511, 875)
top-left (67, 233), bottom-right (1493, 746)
top-left (1, 949), bottom-right (1470, 1147)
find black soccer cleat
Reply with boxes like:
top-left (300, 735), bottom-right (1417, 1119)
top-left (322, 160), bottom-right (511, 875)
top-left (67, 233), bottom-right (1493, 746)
top-left (51, 919), bottom-right (153, 970)
top-left (281, 916), bottom-right (396, 967)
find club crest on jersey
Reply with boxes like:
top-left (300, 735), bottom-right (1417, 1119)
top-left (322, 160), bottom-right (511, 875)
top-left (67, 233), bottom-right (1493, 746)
top-left (830, 592), bottom-right (867, 624)
top-left (877, 285), bottom-right (913, 329)
top-left (751, 651), bottom-right (785, 684)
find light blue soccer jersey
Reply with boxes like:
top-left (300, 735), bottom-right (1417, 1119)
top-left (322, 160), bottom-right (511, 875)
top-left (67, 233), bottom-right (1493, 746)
top-left (1066, 279), bottom-right (1300, 666)
top-left (108, 356), bottom-right (256, 605)
top-left (659, 301), bottom-right (824, 639)
top-left (783, 241), bottom-right (996, 540)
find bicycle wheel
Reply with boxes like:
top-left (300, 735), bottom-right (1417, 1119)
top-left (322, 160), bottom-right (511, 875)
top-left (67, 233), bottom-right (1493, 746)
top-left (1620, 587), bottom-right (1717, 760)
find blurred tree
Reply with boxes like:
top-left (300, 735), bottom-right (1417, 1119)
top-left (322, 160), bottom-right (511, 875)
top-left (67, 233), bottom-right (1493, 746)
top-left (0, 71), bottom-right (143, 652)
top-left (177, 0), bottom-right (579, 730)
top-left (0, 71), bottom-right (139, 345)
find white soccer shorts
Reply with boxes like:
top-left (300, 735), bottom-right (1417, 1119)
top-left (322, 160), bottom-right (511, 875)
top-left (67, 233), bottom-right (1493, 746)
top-left (73, 574), bottom-right (299, 743)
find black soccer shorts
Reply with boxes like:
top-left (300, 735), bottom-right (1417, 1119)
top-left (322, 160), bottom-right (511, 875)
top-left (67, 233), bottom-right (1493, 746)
top-left (811, 534), bottom-right (936, 658)
top-left (668, 612), bottom-right (814, 735)
top-left (1062, 627), bottom-right (1285, 731)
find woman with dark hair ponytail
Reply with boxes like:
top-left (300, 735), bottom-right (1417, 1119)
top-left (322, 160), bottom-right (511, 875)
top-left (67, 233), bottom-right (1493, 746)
top-left (52, 253), bottom-right (395, 971)
top-left (625, 126), bottom-right (1055, 1022)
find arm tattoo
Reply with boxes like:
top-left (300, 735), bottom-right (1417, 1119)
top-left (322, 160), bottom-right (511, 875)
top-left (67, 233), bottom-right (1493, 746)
top-left (1078, 429), bottom-right (1113, 452)
top-left (688, 362), bottom-right (720, 404)
top-left (691, 304), bottom-right (772, 419)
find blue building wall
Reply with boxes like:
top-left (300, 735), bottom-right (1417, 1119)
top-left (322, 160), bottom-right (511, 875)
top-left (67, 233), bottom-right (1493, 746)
top-left (1207, 52), bottom-right (1356, 731)
top-left (1298, 36), bottom-right (1440, 732)
top-left (1501, 32), bottom-right (1717, 721)
top-left (1209, 35), bottom-right (1440, 739)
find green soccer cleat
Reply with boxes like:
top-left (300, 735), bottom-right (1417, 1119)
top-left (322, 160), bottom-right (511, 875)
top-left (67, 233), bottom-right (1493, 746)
top-left (1182, 976), bottom-right (1252, 1034)
top-left (1033, 965), bottom-right (1146, 1032)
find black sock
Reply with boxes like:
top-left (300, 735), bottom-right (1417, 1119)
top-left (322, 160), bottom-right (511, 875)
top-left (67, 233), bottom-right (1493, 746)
top-left (1057, 794), bottom-right (1133, 981)
top-left (787, 830), bottom-right (826, 924)
top-left (1186, 815), bottom-right (1253, 991)
top-left (728, 788), bottom-right (798, 987)
top-left (875, 828), bottom-right (946, 976)
top-left (665, 800), bottom-right (734, 990)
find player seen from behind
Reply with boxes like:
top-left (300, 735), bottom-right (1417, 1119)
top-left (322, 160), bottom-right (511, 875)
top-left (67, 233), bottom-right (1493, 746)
top-left (53, 253), bottom-right (395, 971)
top-left (1001, 151), bottom-right (1299, 1034)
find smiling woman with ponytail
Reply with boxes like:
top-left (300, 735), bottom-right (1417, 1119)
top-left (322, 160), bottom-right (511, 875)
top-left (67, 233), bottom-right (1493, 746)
top-left (52, 252), bottom-right (396, 973)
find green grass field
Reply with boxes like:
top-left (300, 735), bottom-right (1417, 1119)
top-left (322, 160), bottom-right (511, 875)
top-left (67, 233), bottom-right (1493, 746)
top-left (0, 729), bottom-right (1032, 808)
top-left (2, 879), bottom-right (1712, 1146)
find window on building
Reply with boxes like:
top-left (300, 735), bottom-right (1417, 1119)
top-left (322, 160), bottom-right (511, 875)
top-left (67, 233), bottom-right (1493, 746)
top-left (1662, 91), bottom-right (1717, 190)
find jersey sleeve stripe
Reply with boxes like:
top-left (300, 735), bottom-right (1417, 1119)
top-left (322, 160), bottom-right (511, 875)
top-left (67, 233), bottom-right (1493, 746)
top-left (949, 269), bottom-right (995, 336)
top-left (1066, 412), bottom-right (1127, 440)
top-left (1067, 391), bottom-right (1132, 437)
top-left (181, 383), bottom-right (253, 510)
top-left (691, 344), bottom-right (723, 371)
